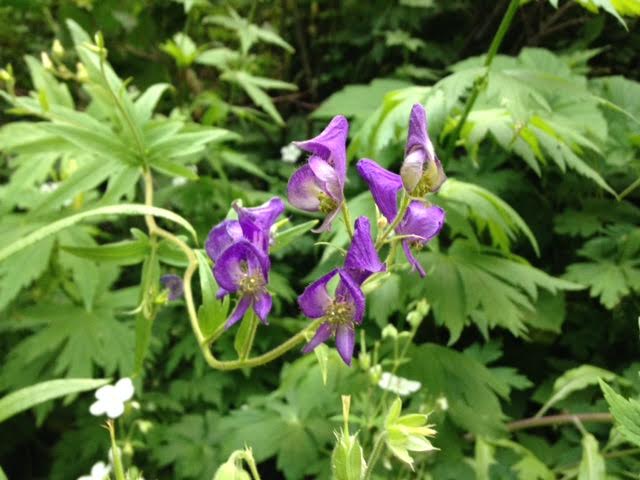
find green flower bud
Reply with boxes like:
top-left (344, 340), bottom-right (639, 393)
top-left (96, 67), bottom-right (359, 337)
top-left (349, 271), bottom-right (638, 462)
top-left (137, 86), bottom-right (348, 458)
top-left (212, 461), bottom-right (251, 480)
top-left (381, 324), bottom-right (398, 339)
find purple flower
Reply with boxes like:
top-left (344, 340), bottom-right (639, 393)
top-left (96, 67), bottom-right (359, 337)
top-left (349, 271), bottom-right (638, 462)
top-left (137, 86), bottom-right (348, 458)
top-left (400, 104), bottom-right (446, 196)
top-left (213, 240), bottom-right (272, 328)
top-left (205, 197), bottom-right (285, 261)
top-left (232, 197), bottom-right (285, 253)
top-left (344, 216), bottom-right (385, 285)
top-left (161, 274), bottom-right (184, 301)
top-left (356, 159), bottom-right (445, 277)
top-left (300, 269), bottom-right (365, 366)
top-left (396, 202), bottom-right (445, 277)
top-left (287, 116), bottom-right (349, 232)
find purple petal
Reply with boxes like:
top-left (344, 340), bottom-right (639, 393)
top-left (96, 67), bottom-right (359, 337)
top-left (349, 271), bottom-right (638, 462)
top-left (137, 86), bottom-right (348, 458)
top-left (397, 203), bottom-right (445, 241)
top-left (161, 274), bottom-right (184, 301)
top-left (337, 269), bottom-right (365, 325)
top-left (308, 156), bottom-right (343, 200)
top-left (253, 292), bottom-right (272, 325)
top-left (356, 159), bottom-right (403, 223)
top-left (294, 115), bottom-right (348, 181)
top-left (298, 269), bottom-right (339, 318)
top-left (344, 216), bottom-right (385, 284)
top-left (400, 148), bottom-right (425, 193)
top-left (233, 197), bottom-right (285, 233)
top-left (312, 203), bottom-right (342, 233)
top-left (302, 322), bottom-right (333, 354)
top-left (335, 324), bottom-right (356, 366)
top-left (213, 240), bottom-right (269, 292)
top-left (287, 164), bottom-right (323, 211)
top-left (402, 239), bottom-right (426, 277)
top-left (225, 295), bottom-right (252, 329)
top-left (205, 220), bottom-right (243, 262)
top-left (404, 104), bottom-right (433, 160)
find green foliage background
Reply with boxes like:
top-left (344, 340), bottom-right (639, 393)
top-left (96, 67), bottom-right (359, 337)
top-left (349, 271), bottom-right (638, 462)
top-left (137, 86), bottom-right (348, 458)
top-left (0, 0), bottom-right (639, 479)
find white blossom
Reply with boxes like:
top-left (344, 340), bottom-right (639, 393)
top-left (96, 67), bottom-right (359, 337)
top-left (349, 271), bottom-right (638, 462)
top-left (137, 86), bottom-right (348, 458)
top-left (77, 461), bottom-right (110, 480)
top-left (377, 372), bottom-right (421, 396)
top-left (280, 143), bottom-right (301, 163)
top-left (89, 378), bottom-right (135, 419)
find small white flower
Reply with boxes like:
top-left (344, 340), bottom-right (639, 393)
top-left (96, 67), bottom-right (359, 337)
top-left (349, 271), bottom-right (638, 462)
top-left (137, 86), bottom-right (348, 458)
top-left (40, 181), bottom-right (60, 194)
top-left (436, 396), bottom-right (449, 411)
top-left (377, 372), bottom-right (421, 396)
top-left (280, 143), bottom-right (302, 163)
top-left (77, 461), bottom-right (110, 480)
top-left (89, 378), bottom-right (135, 419)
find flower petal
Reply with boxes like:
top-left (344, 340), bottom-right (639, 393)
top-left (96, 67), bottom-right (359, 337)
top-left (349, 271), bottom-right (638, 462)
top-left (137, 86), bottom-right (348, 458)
top-left (400, 149), bottom-right (425, 193)
top-left (213, 240), bottom-right (269, 292)
top-left (105, 400), bottom-right (125, 419)
top-left (335, 324), bottom-right (356, 366)
top-left (298, 269), bottom-right (339, 318)
top-left (294, 115), bottom-right (348, 181)
top-left (89, 399), bottom-right (107, 416)
top-left (225, 295), bottom-right (252, 329)
top-left (302, 322), bottom-right (333, 353)
top-left (233, 197), bottom-right (285, 232)
top-left (253, 292), bottom-right (272, 324)
top-left (402, 240), bottom-right (426, 277)
top-left (205, 220), bottom-right (243, 262)
top-left (356, 159), bottom-right (403, 223)
top-left (114, 378), bottom-right (134, 402)
top-left (397, 203), bottom-right (445, 241)
top-left (312, 202), bottom-right (342, 233)
top-left (344, 216), bottom-right (385, 284)
top-left (287, 164), bottom-right (322, 211)
top-left (308, 155), bottom-right (343, 200)
top-left (337, 269), bottom-right (365, 325)
top-left (95, 384), bottom-right (115, 401)
top-left (160, 274), bottom-right (183, 301)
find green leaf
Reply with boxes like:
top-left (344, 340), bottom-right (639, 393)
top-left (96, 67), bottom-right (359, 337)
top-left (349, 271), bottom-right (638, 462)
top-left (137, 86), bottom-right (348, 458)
top-left (474, 437), bottom-right (495, 480)
top-left (564, 260), bottom-right (640, 309)
top-left (195, 48), bottom-right (240, 68)
top-left (196, 250), bottom-right (228, 337)
top-left (578, 434), bottom-right (606, 480)
top-left (25, 55), bottom-right (74, 108)
top-left (600, 380), bottom-right (640, 448)
top-left (367, 273), bottom-right (401, 327)
top-left (0, 378), bottom-right (109, 424)
top-left (62, 239), bottom-right (149, 265)
top-left (151, 158), bottom-right (200, 180)
top-left (538, 365), bottom-right (620, 417)
top-left (0, 203), bottom-right (197, 262)
top-left (134, 250), bottom-right (160, 375)
top-left (134, 83), bottom-right (172, 124)
top-left (271, 220), bottom-right (319, 253)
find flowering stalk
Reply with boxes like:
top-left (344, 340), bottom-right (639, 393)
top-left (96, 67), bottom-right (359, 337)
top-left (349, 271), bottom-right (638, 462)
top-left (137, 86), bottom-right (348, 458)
top-left (107, 420), bottom-right (126, 480)
top-left (375, 192), bottom-right (410, 249)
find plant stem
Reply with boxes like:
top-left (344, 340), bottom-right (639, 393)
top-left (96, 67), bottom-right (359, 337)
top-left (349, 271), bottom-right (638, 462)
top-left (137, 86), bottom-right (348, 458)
top-left (107, 421), bottom-right (126, 480)
top-left (364, 433), bottom-right (387, 480)
top-left (375, 192), bottom-right (410, 249)
top-left (444, 0), bottom-right (520, 156)
top-left (239, 311), bottom-right (259, 361)
top-left (507, 412), bottom-right (612, 432)
top-left (618, 176), bottom-right (640, 201)
top-left (341, 201), bottom-right (354, 239)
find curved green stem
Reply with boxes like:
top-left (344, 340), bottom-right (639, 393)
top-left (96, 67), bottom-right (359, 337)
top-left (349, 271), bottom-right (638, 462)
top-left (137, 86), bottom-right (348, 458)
top-left (238, 311), bottom-right (259, 361)
top-left (618, 176), bottom-right (640, 201)
top-left (107, 420), bottom-right (126, 480)
top-left (364, 433), bottom-right (387, 480)
top-left (444, 0), bottom-right (520, 156)
top-left (341, 201), bottom-right (354, 239)
top-left (375, 192), bottom-right (410, 249)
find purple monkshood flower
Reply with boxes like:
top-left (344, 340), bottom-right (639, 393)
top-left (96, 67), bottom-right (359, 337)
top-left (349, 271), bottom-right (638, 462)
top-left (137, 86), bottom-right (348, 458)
top-left (213, 240), bottom-right (272, 328)
top-left (205, 197), bottom-right (285, 261)
top-left (300, 216), bottom-right (382, 365)
top-left (357, 159), bottom-right (445, 277)
top-left (300, 269), bottom-right (365, 366)
top-left (400, 104), bottom-right (446, 196)
top-left (161, 274), bottom-right (184, 301)
top-left (287, 116), bottom-right (349, 232)
top-left (205, 197), bottom-right (284, 328)
top-left (344, 216), bottom-right (386, 285)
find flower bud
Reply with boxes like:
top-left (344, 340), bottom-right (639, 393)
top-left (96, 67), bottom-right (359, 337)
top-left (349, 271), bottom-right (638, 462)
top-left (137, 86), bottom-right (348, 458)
top-left (381, 324), bottom-right (398, 339)
top-left (52, 39), bottom-right (65, 58)
top-left (41, 52), bottom-right (53, 71)
top-left (76, 62), bottom-right (89, 82)
top-left (332, 430), bottom-right (366, 480)
top-left (213, 461), bottom-right (251, 480)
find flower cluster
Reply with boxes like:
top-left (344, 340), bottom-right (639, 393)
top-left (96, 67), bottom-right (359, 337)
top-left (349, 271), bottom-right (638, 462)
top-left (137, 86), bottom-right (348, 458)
top-left (204, 104), bottom-right (445, 366)
top-left (206, 197), bottom-right (285, 329)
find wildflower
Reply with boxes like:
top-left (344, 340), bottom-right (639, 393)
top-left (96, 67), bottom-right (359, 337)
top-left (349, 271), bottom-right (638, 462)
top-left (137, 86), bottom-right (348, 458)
top-left (287, 116), bottom-right (349, 232)
top-left (77, 461), bottom-right (110, 480)
top-left (377, 372), bottom-right (422, 396)
top-left (160, 274), bottom-right (184, 301)
top-left (89, 378), bottom-right (134, 419)
top-left (213, 240), bottom-right (272, 328)
top-left (356, 159), bottom-right (445, 277)
top-left (344, 216), bottom-right (385, 285)
top-left (300, 269), bottom-right (365, 366)
top-left (206, 220), bottom-right (244, 263)
top-left (400, 104), bottom-right (446, 196)
top-left (280, 142), bottom-right (302, 163)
